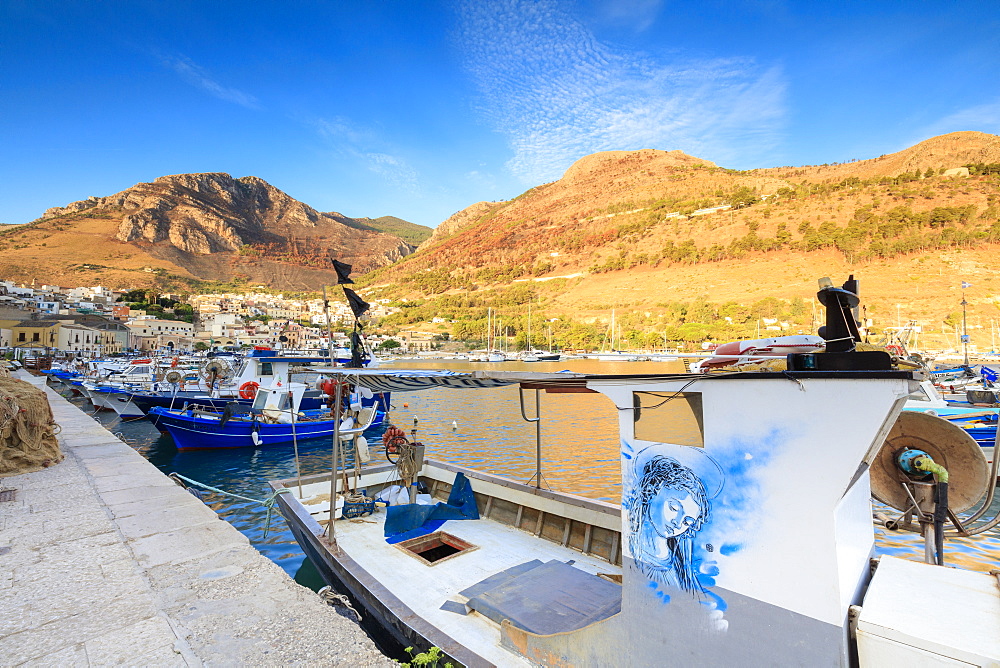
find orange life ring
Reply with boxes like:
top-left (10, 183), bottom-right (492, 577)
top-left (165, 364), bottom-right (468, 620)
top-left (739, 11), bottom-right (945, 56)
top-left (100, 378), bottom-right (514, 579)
top-left (171, 357), bottom-right (179, 368)
top-left (239, 381), bottom-right (260, 400)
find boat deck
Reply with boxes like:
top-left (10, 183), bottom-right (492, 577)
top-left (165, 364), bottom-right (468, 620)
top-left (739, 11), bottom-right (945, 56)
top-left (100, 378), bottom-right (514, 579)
top-left (295, 480), bottom-right (623, 667)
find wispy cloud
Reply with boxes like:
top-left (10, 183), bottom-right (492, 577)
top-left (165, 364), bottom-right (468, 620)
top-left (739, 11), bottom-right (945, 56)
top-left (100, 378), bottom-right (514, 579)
top-left (916, 98), bottom-right (1000, 140)
top-left (455, 0), bottom-right (786, 181)
top-left (589, 0), bottom-right (664, 32)
top-left (161, 55), bottom-right (260, 109)
top-left (312, 116), bottom-right (420, 192)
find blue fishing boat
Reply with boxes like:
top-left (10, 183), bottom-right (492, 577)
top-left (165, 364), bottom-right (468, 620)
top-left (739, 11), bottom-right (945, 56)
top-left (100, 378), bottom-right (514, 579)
top-left (151, 379), bottom-right (380, 450)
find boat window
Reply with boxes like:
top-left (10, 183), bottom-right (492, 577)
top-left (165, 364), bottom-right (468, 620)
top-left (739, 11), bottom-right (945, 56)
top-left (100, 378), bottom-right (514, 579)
top-left (632, 392), bottom-right (704, 447)
top-left (260, 362), bottom-right (273, 376)
top-left (252, 390), bottom-right (269, 410)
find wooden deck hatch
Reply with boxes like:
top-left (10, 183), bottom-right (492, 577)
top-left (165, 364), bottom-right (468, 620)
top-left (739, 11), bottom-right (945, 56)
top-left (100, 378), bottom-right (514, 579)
top-left (397, 531), bottom-right (478, 566)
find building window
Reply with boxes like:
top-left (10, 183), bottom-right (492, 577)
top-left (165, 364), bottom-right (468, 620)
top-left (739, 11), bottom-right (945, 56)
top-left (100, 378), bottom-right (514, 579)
top-left (32, 332), bottom-right (40, 342)
top-left (17, 332), bottom-right (25, 342)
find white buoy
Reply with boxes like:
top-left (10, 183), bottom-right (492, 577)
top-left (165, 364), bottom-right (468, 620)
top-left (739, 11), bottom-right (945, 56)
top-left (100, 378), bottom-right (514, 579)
top-left (356, 436), bottom-right (370, 463)
top-left (413, 415), bottom-right (419, 426)
top-left (451, 420), bottom-right (458, 431)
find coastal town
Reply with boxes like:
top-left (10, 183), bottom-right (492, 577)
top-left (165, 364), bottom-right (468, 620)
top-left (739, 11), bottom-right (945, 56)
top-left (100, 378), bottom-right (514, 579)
top-left (0, 281), bottom-right (443, 358)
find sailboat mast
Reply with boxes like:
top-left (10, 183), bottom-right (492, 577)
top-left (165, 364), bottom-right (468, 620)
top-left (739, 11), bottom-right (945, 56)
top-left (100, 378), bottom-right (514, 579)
top-left (527, 304), bottom-right (532, 351)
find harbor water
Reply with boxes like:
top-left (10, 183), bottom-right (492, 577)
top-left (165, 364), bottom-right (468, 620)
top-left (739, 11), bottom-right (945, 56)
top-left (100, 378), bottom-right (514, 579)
top-left (51, 359), bottom-right (1000, 579)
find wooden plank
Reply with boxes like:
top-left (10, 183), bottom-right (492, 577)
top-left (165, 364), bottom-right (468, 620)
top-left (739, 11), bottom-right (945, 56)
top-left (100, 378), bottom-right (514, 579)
top-left (561, 519), bottom-right (572, 547)
top-left (515, 505), bottom-right (523, 530)
top-left (518, 382), bottom-right (593, 393)
top-left (583, 524), bottom-right (593, 555)
top-left (426, 460), bottom-right (618, 515)
top-left (274, 461), bottom-right (396, 489)
top-left (535, 511), bottom-right (545, 536)
top-left (421, 460), bottom-right (620, 531)
top-left (483, 495), bottom-right (493, 518)
top-left (610, 533), bottom-right (620, 565)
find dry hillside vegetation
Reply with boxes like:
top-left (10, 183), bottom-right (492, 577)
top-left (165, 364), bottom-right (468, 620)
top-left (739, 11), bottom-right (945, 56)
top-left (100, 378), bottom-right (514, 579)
top-left (0, 173), bottom-right (427, 291)
top-left (363, 132), bottom-right (1000, 350)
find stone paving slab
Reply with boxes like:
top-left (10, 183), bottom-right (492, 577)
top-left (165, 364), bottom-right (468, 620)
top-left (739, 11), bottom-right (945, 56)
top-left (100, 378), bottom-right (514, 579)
top-left (0, 373), bottom-right (394, 667)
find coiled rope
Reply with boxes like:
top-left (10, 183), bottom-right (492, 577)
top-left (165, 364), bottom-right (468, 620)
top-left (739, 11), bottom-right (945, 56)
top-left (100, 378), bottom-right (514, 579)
top-left (168, 472), bottom-right (291, 538)
top-left (318, 586), bottom-right (361, 620)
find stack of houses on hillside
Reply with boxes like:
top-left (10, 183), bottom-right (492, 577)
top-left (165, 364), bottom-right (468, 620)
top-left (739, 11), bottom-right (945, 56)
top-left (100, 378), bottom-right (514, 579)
top-left (0, 281), bottom-right (416, 357)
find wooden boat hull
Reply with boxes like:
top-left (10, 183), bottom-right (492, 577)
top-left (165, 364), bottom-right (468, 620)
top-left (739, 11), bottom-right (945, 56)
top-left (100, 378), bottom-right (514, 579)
top-left (274, 466), bottom-right (483, 666)
top-left (272, 459), bottom-right (624, 667)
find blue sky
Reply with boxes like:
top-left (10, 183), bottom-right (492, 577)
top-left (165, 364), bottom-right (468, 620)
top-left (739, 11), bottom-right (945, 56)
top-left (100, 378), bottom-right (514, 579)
top-left (2, 1), bottom-right (999, 228)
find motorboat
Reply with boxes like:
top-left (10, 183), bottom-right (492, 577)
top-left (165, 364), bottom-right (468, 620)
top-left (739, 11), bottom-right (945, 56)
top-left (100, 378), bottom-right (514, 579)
top-left (151, 377), bottom-right (379, 450)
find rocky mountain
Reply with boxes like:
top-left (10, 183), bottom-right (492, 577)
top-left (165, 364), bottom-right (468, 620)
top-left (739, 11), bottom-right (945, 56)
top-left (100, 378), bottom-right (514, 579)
top-left (420, 201), bottom-right (503, 249)
top-left (1, 173), bottom-right (429, 290)
top-left (361, 132), bottom-right (1000, 351)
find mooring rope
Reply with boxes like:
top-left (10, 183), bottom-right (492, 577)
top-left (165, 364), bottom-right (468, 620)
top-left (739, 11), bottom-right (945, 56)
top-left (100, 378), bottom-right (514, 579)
top-left (318, 586), bottom-right (361, 620)
top-left (168, 472), bottom-right (291, 538)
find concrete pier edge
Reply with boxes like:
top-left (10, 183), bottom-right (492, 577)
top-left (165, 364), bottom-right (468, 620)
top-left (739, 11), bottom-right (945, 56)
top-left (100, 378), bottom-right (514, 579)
top-left (0, 372), bottom-right (393, 666)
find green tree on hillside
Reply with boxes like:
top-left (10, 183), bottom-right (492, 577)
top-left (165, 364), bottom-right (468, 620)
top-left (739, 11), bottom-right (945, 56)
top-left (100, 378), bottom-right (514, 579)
top-left (729, 186), bottom-right (760, 209)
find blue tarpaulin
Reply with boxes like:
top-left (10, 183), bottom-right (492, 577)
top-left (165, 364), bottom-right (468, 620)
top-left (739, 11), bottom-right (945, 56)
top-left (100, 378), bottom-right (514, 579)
top-left (384, 471), bottom-right (480, 538)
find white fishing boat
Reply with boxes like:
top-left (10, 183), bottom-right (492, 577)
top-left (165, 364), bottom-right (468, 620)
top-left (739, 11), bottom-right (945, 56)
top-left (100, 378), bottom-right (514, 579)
top-left (271, 278), bottom-right (1000, 667)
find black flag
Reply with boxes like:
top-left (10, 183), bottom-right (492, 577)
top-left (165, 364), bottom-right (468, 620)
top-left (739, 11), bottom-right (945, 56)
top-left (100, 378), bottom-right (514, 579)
top-left (347, 329), bottom-right (365, 368)
top-left (343, 287), bottom-right (370, 319)
top-left (331, 259), bottom-right (354, 284)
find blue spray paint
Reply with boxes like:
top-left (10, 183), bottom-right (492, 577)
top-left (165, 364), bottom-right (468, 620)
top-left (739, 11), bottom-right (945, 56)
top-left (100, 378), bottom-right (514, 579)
top-left (623, 427), bottom-right (788, 625)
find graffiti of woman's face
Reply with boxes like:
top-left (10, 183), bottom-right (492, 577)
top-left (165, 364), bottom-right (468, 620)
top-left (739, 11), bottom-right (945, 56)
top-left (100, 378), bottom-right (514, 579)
top-left (649, 487), bottom-right (702, 538)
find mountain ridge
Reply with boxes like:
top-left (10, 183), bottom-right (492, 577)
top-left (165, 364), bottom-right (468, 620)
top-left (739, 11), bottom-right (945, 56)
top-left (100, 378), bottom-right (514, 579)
top-left (359, 131), bottom-right (1000, 349)
top-left (2, 173), bottom-right (430, 290)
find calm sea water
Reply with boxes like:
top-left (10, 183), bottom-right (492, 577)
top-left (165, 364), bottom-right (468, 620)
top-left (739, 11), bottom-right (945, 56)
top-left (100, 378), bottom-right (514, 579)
top-left (52, 359), bottom-right (1000, 578)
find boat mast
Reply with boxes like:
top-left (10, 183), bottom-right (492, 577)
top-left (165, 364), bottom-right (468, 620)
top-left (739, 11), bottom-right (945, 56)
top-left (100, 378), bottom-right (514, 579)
top-left (961, 281), bottom-right (970, 366)
top-left (322, 286), bottom-right (335, 361)
top-left (527, 304), bottom-right (532, 352)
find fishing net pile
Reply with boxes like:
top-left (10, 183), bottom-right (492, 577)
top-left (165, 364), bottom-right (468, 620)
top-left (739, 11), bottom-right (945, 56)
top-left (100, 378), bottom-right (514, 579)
top-left (0, 376), bottom-right (63, 476)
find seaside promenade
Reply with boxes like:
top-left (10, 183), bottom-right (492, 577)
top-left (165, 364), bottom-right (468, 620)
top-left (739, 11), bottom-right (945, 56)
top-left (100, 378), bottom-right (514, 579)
top-left (0, 372), bottom-right (392, 666)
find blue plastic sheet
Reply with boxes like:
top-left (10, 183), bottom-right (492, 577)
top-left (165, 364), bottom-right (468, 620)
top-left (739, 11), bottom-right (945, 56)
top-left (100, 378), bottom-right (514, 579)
top-left (384, 471), bottom-right (479, 537)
